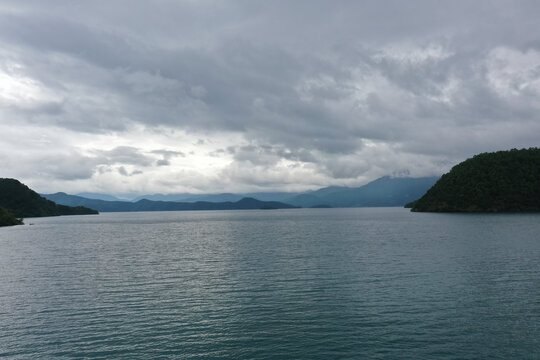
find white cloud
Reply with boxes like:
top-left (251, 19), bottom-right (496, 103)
top-left (487, 47), bottom-right (540, 99)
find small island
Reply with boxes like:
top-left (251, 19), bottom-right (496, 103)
top-left (409, 148), bottom-right (540, 212)
top-left (0, 178), bottom-right (98, 227)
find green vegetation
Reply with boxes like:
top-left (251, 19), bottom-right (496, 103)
top-left (0, 206), bottom-right (23, 227)
top-left (0, 178), bottom-right (98, 221)
top-left (411, 148), bottom-right (540, 212)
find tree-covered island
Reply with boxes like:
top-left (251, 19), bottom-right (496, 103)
top-left (409, 148), bottom-right (540, 212)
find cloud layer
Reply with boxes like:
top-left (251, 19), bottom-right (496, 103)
top-left (1, 1), bottom-right (539, 194)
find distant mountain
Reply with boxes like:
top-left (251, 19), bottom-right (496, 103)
top-left (41, 193), bottom-right (134, 211)
top-left (132, 191), bottom-right (301, 203)
top-left (131, 193), bottom-right (193, 202)
top-left (242, 192), bottom-right (302, 202)
top-left (181, 193), bottom-right (244, 203)
top-left (310, 186), bottom-right (350, 197)
top-left (330, 176), bottom-right (439, 207)
top-left (56, 176), bottom-right (438, 210)
top-left (0, 178), bottom-right (98, 223)
top-left (410, 148), bottom-right (540, 212)
top-left (284, 193), bottom-right (328, 208)
top-left (285, 176), bottom-right (439, 208)
top-left (42, 193), bottom-right (298, 212)
top-left (76, 192), bottom-right (126, 201)
top-left (181, 192), bottom-right (304, 203)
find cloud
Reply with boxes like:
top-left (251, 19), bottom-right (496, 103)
top-left (151, 149), bottom-right (185, 167)
top-left (41, 153), bottom-right (98, 181)
top-left (92, 146), bottom-right (154, 166)
top-left (1, 1), bottom-right (540, 194)
top-left (118, 166), bottom-right (143, 177)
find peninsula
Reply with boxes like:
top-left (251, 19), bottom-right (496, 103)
top-left (0, 178), bottom-right (99, 226)
top-left (409, 148), bottom-right (540, 212)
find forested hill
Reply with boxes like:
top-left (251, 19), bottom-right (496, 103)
top-left (0, 206), bottom-right (22, 227)
top-left (410, 148), bottom-right (540, 212)
top-left (0, 178), bottom-right (98, 220)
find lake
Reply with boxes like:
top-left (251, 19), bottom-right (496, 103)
top-left (0, 208), bottom-right (538, 359)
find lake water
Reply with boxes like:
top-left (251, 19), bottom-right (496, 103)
top-left (0, 208), bottom-right (538, 359)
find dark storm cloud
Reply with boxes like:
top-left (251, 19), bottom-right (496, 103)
top-left (1, 0), bottom-right (540, 190)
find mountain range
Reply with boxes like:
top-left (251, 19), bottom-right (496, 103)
top-left (130, 192), bottom-right (303, 203)
top-left (43, 176), bottom-right (438, 212)
top-left (284, 176), bottom-right (439, 207)
top-left (130, 176), bottom-right (439, 208)
top-left (41, 194), bottom-right (298, 212)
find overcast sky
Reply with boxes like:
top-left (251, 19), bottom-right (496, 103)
top-left (1, 1), bottom-right (539, 195)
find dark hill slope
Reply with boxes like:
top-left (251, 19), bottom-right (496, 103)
top-left (411, 148), bottom-right (540, 212)
top-left (0, 178), bottom-right (98, 218)
top-left (0, 206), bottom-right (22, 227)
top-left (40, 193), bottom-right (135, 212)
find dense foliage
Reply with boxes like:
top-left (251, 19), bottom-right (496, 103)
top-left (0, 206), bottom-right (22, 227)
top-left (0, 178), bottom-right (98, 218)
top-left (411, 148), bottom-right (540, 212)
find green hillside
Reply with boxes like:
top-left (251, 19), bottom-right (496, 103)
top-left (0, 206), bottom-right (22, 226)
top-left (0, 178), bottom-right (98, 221)
top-left (411, 148), bottom-right (540, 212)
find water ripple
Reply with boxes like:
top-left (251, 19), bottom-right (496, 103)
top-left (1, 208), bottom-right (539, 359)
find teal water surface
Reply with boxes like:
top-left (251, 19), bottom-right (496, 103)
top-left (0, 208), bottom-right (539, 359)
